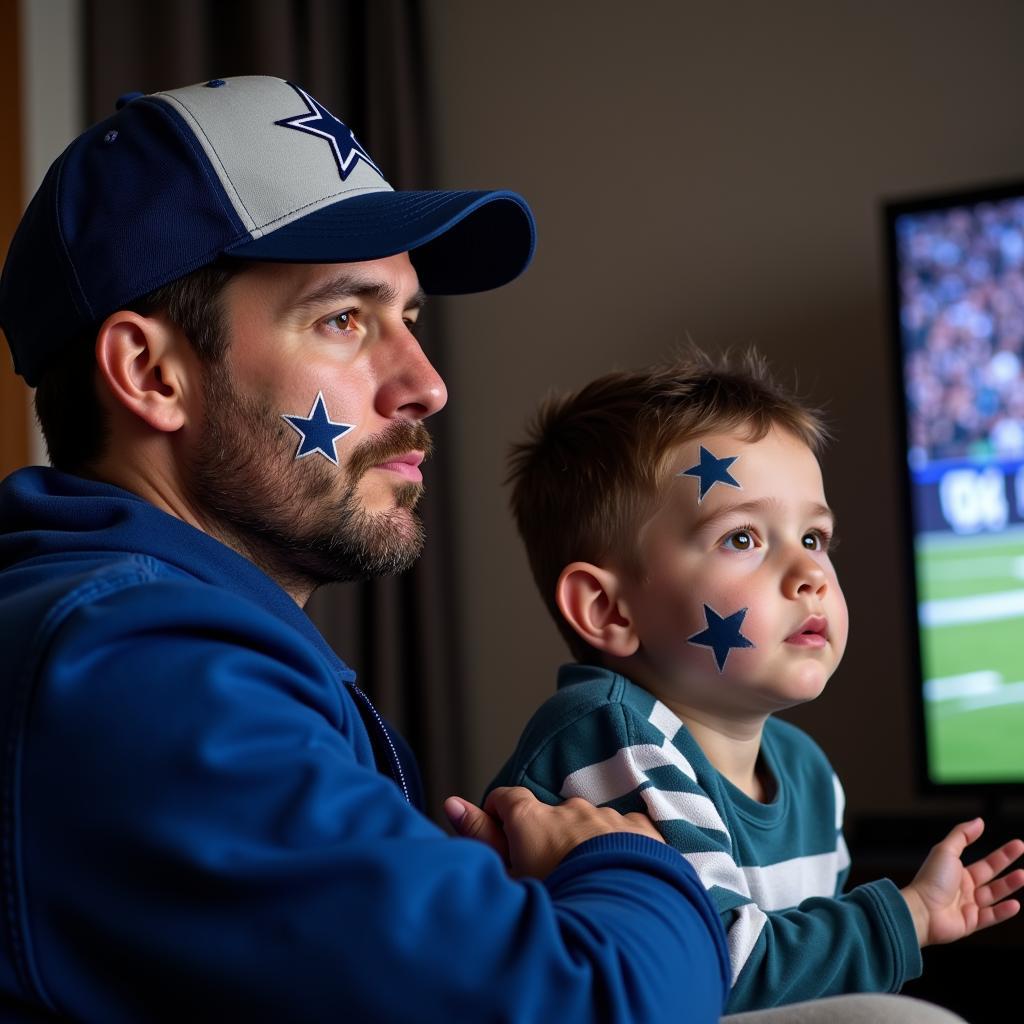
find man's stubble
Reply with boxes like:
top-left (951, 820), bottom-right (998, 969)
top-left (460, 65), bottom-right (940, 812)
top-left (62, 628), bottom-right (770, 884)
top-left (187, 359), bottom-right (431, 595)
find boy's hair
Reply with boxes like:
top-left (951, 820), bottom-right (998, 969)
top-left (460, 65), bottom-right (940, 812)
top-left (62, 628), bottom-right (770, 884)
top-left (34, 259), bottom-right (249, 473)
top-left (506, 349), bottom-right (830, 663)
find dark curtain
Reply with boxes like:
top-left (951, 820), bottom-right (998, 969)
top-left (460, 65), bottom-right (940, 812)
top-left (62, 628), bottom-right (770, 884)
top-left (84, 0), bottom-right (465, 819)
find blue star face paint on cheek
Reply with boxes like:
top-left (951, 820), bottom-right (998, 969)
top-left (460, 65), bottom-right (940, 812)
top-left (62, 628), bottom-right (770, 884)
top-left (281, 391), bottom-right (355, 466)
top-left (687, 603), bottom-right (755, 672)
top-left (679, 445), bottom-right (741, 502)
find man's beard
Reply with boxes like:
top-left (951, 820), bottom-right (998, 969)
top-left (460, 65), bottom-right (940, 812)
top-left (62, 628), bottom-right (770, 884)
top-left (186, 360), bottom-right (431, 595)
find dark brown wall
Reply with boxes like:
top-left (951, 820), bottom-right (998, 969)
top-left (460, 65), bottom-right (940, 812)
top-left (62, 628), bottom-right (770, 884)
top-left (0, 0), bottom-right (29, 477)
top-left (423, 1), bottom-right (1024, 820)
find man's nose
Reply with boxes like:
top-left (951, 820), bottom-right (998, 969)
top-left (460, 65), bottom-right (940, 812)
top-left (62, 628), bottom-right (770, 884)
top-left (375, 325), bottom-right (448, 421)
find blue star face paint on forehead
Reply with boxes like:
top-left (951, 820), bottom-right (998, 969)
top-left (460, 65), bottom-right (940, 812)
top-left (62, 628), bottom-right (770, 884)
top-left (687, 603), bottom-right (755, 672)
top-left (679, 445), bottom-right (741, 502)
top-left (281, 392), bottom-right (355, 465)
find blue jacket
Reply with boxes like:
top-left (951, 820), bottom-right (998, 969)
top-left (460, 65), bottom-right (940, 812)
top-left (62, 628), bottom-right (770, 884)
top-left (0, 467), bottom-right (729, 1023)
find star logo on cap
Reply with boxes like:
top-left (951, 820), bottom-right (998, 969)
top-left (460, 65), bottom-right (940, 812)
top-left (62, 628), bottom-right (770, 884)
top-left (678, 445), bottom-right (741, 502)
top-left (275, 83), bottom-right (383, 181)
top-left (282, 392), bottom-right (354, 465)
top-left (688, 604), bottom-right (755, 672)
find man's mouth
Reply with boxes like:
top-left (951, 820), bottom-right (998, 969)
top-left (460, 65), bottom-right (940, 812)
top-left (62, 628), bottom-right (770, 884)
top-left (784, 615), bottom-right (828, 648)
top-left (373, 451), bottom-right (425, 482)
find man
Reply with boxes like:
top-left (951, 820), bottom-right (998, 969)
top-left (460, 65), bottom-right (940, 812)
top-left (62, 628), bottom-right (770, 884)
top-left (0, 75), bottom-right (729, 1022)
top-left (0, 76), bottom-right (967, 1024)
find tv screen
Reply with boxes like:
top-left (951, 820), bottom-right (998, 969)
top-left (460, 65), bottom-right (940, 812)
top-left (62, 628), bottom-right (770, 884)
top-left (885, 180), bottom-right (1024, 791)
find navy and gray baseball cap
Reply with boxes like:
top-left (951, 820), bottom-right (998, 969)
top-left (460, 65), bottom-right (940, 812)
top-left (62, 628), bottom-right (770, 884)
top-left (0, 75), bottom-right (536, 386)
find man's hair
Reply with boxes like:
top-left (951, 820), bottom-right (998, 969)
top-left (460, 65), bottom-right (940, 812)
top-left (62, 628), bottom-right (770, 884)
top-left (506, 349), bottom-right (830, 663)
top-left (34, 259), bottom-right (249, 473)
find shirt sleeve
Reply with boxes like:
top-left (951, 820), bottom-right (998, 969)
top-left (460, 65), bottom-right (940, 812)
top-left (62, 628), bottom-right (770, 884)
top-left (726, 879), bottom-right (922, 1010)
top-left (10, 573), bottom-right (729, 1023)
top-left (495, 698), bottom-right (922, 1013)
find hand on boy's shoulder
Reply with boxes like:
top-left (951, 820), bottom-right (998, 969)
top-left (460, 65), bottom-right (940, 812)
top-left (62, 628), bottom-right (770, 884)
top-left (446, 787), bottom-right (666, 880)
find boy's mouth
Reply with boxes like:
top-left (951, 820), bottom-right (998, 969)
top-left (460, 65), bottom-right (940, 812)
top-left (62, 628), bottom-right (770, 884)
top-left (784, 615), bottom-right (828, 648)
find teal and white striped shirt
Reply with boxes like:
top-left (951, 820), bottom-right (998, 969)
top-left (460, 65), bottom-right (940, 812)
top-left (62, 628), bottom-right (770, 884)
top-left (489, 664), bottom-right (921, 1012)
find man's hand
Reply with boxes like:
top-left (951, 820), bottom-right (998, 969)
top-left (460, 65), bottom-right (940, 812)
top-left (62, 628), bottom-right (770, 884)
top-left (445, 787), bottom-right (665, 879)
top-left (901, 817), bottom-right (1024, 947)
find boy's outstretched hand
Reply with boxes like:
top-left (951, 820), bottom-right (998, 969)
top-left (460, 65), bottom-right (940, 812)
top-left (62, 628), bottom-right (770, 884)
top-left (901, 817), bottom-right (1024, 947)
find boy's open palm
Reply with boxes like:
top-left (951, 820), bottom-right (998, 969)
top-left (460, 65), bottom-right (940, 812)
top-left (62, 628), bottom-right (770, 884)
top-left (902, 817), bottom-right (1024, 946)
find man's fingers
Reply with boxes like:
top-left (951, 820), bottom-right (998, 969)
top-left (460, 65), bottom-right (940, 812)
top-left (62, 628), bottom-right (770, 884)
top-left (445, 796), bottom-right (511, 863)
top-left (477, 787), bottom-right (667, 879)
top-left (483, 786), bottom-right (536, 821)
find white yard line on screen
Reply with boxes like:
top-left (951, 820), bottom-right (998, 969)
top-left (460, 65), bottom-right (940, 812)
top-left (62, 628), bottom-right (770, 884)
top-left (930, 680), bottom-right (1024, 716)
top-left (920, 589), bottom-right (1024, 626)
top-left (923, 556), bottom-right (1024, 582)
top-left (924, 670), bottom-right (1001, 702)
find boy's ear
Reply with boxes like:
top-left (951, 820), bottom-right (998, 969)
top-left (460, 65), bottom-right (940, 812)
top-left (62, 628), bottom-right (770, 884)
top-left (94, 310), bottom-right (193, 433)
top-left (556, 562), bottom-right (640, 658)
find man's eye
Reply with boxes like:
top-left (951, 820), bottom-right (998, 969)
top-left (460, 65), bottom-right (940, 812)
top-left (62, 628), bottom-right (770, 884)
top-left (326, 310), bottom-right (357, 332)
top-left (724, 530), bottom-right (754, 551)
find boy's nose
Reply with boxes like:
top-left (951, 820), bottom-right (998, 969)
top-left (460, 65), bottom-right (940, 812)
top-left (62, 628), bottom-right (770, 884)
top-left (782, 551), bottom-right (828, 600)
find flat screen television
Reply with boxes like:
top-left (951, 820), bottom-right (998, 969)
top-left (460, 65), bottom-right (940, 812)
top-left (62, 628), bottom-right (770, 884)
top-left (884, 179), bottom-right (1024, 796)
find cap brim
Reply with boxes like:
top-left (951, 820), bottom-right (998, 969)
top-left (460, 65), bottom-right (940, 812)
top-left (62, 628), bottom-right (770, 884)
top-left (226, 189), bottom-right (535, 295)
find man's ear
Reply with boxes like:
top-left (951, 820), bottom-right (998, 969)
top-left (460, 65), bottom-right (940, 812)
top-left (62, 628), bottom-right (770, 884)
top-left (94, 310), bottom-right (193, 433)
top-left (556, 561), bottom-right (640, 658)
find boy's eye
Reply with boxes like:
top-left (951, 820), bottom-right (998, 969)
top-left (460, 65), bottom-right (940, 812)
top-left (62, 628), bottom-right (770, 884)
top-left (724, 530), bottom-right (754, 551)
top-left (802, 531), bottom-right (828, 551)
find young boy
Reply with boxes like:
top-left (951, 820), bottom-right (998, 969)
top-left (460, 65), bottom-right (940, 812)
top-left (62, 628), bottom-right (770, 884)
top-left (488, 352), bottom-right (1024, 1013)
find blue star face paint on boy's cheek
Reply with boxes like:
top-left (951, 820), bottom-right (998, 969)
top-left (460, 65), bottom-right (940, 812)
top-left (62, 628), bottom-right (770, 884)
top-left (688, 603), bottom-right (755, 671)
top-left (679, 445), bottom-right (741, 502)
top-left (281, 391), bottom-right (355, 466)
